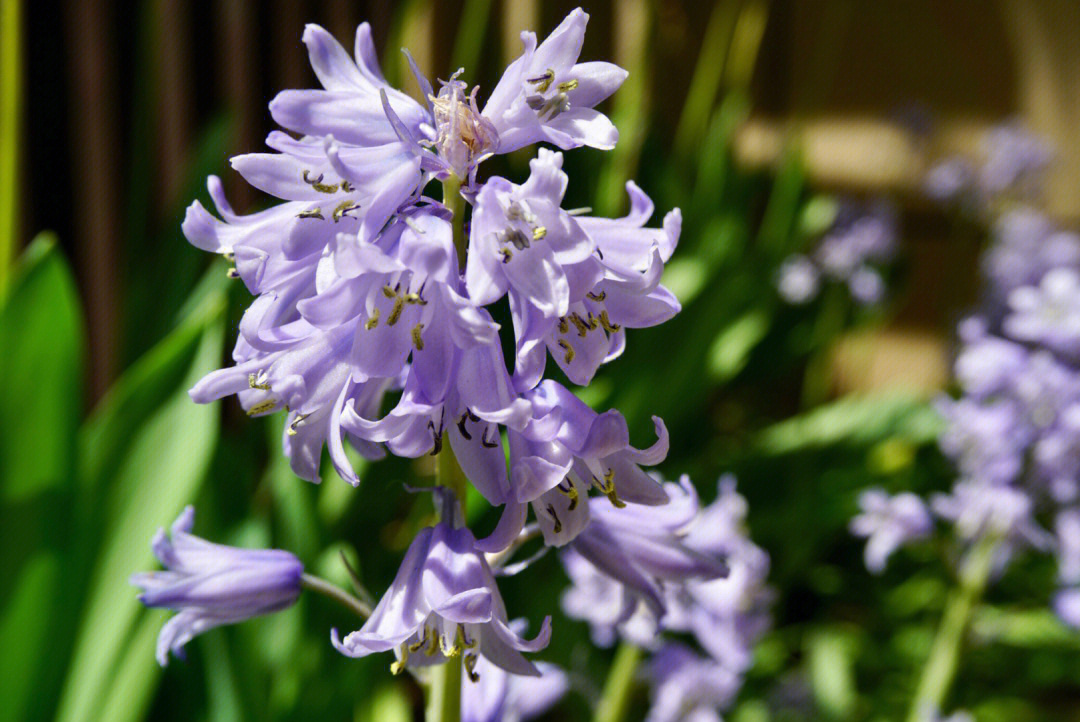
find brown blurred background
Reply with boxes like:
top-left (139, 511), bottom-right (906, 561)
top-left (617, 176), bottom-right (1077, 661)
top-left (17, 0), bottom-right (1080, 401)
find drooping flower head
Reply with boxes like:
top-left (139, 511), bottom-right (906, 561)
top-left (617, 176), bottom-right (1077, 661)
top-left (332, 520), bottom-right (551, 678)
top-left (131, 507), bottom-right (304, 666)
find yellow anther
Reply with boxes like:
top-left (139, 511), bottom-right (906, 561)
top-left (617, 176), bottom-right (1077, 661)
top-left (222, 250), bottom-right (236, 262)
top-left (527, 69), bottom-right (555, 93)
top-left (557, 79), bottom-right (579, 92)
top-left (568, 313), bottom-right (590, 337)
top-left (587, 290), bottom-right (606, 302)
top-left (340, 180), bottom-right (356, 192)
top-left (226, 267), bottom-right (240, 279)
top-left (558, 318), bottom-right (570, 334)
top-left (586, 313), bottom-right (599, 330)
top-left (248, 372), bottom-right (271, 391)
top-left (382, 284), bottom-right (398, 298)
top-left (332, 200), bottom-right (360, 222)
top-left (412, 323), bottom-right (425, 351)
top-left (408, 635), bottom-right (427, 653)
top-left (390, 646), bottom-right (409, 675)
top-left (365, 308), bottom-right (380, 330)
top-left (499, 247), bottom-right (513, 263)
top-left (557, 482), bottom-right (579, 511)
top-left (403, 292), bottom-right (425, 305)
top-left (387, 296), bottom-right (405, 326)
top-left (297, 208), bottom-right (324, 220)
top-left (287, 412), bottom-right (310, 437)
top-left (598, 469), bottom-right (626, 508)
top-left (425, 630), bottom-right (440, 656)
top-left (302, 170), bottom-right (341, 194)
top-left (246, 399), bottom-right (278, 416)
top-left (599, 310), bottom-right (621, 333)
top-left (557, 339), bottom-right (575, 364)
top-left (532, 226), bottom-right (547, 240)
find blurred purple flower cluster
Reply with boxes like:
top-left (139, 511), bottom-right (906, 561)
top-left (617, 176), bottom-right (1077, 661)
top-left (561, 475), bottom-right (772, 721)
top-left (776, 201), bottom-right (898, 307)
top-left (854, 124), bottom-right (1080, 628)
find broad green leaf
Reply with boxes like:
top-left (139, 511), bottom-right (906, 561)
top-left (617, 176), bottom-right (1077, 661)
top-left (0, 237), bottom-right (83, 722)
top-left (93, 610), bottom-right (167, 722)
top-left (754, 394), bottom-right (942, 455)
top-left (55, 293), bottom-right (224, 722)
top-left (0, 234), bottom-right (83, 501)
top-left (971, 606), bottom-right (1080, 650)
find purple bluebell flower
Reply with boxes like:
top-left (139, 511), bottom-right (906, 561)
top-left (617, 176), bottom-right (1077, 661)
top-left (1053, 588), bottom-right (1080, 628)
top-left (332, 521), bottom-right (550, 678)
top-left (777, 201), bottom-right (896, 308)
top-left (978, 122), bottom-right (1052, 200)
top-left (849, 488), bottom-right (933, 573)
top-left (559, 477), bottom-right (726, 646)
top-left (1004, 268), bottom-right (1080, 359)
top-left (483, 8), bottom-right (627, 153)
top-left (644, 643), bottom-right (742, 722)
top-left (475, 379), bottom-right (670, 550)
top-left (131, 507), bottom-right (304, 666)
top-left (461, 654), bottom-right (568, 722)
top-left (924, 157), bottom-right (974, 203)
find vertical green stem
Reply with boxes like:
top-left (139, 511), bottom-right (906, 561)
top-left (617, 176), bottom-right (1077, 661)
top-left (426, 175), bottom-right (469, 722)
top-left (0, 0), bottom-right (22, 297)
top-left (593, 642), bottom-right (643, 722)
top-left (905, 535), bottom-right (998, 722)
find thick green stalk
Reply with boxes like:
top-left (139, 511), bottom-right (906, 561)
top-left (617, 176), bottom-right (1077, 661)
top-left (425, 175), bottom-right (470, 722)
top-left (593, 642), bottom-right (643, 722)
top-left (906, 535), bottom-right (998, 722)
top-left (0, 0), bottom-right (22, 297)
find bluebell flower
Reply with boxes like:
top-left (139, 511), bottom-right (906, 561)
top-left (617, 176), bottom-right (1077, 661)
top-left (131, 507), bottom-right (304, 666)
top-left (849, 488), bottom-right (933, 573)
top-left (644, 643), bottom-right (742, 722)
top-left (332, 521), bottom-right (550, 678)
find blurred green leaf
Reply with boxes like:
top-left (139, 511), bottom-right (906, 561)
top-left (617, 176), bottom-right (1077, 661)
top-left (807, 627), bottom-right (861, 719)
top-left (971, 607), bottom-right (1080, 650)
top-left (0, 237), bottom-right (83, 722)
top-left (0, 234), bottom-right (83, 501)
top-left (707, 308), bottom-right (771, 381)
top-left (54, 280), bottom-right (225, 722)
top-left (755, 394), bottom-right (942, 456)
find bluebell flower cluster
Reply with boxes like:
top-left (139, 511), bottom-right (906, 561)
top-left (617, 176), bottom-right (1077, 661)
top-left (776, 201), bottom-right (897, 307)
top-left (854, 124), bottom-right (1080, 628)
top-left (132, 10), bottom-right (753, 703)
top-left (561, 475), bottom-right (772, 721)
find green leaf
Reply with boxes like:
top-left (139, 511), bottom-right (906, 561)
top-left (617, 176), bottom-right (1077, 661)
top-left (754, 394), bottom-right (943, 456)
top-left (0, 237), bottom-right (83, 722)
top-left (806, 627), bottom-right (861, 719)
top-left (706, 308), bottom-right (771, 381)
top-left (971, 606), bottom-right (1080, 650)
top-left (54, 286), bottom-right (225, 722)
top-left (0, 234), bottom-right (84, 501)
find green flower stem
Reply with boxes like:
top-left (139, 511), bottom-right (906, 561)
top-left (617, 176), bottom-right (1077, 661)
top-left (0, 0), bottom-right (22, 297)
top-left (906, 535), bottom-right (998, 722)
top-left (300, 573), bottom-right (371, 619)
top-left (427, 174), bottom-right (470, 722)
top-left (594, 642), bottom-right (643, 722)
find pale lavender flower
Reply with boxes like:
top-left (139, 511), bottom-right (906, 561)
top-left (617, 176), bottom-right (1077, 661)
top-left (644, 643), bottom-right (742, 722)
top-left (461, 656), bottom-right (568, 722)
top-left (332, 521), bottom-right (550, 678)
top-left (924, 157), bottom-right (974, 202)
top-left (559, 477), bottom-right (726, 646)
top-left (979, 122), bottom-right (1052, 199)
top-left (482, 8), bottom-right (627, 153)
top-left (1005, 268), bottom-right (1080, 359)
top-left (478, 379), bottom-right (670, 550)
top-left (849, 488), bottom-right (933, 573)
top-left (131, 507), bottom-right (303, 666)
top-left (1053, 588), bottom-right (1080, 628)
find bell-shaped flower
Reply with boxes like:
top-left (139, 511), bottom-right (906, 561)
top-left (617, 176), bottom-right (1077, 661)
top-left (483, 8), bottom-right (628, 153)
top-left (849, 488), bottom-right (933, 573)
top-left (559, 478), bottom-right (726, 647)
top-left (332, 521), bottom-right (551, 677)
top-left (477, 379), bottom-right (669, 550)
top-left (131, 507), bottom-right (304, 666)
top-left (515, 180), bottom-right (682, 388)
top-left (644, 643), bottom-right (742, 722)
